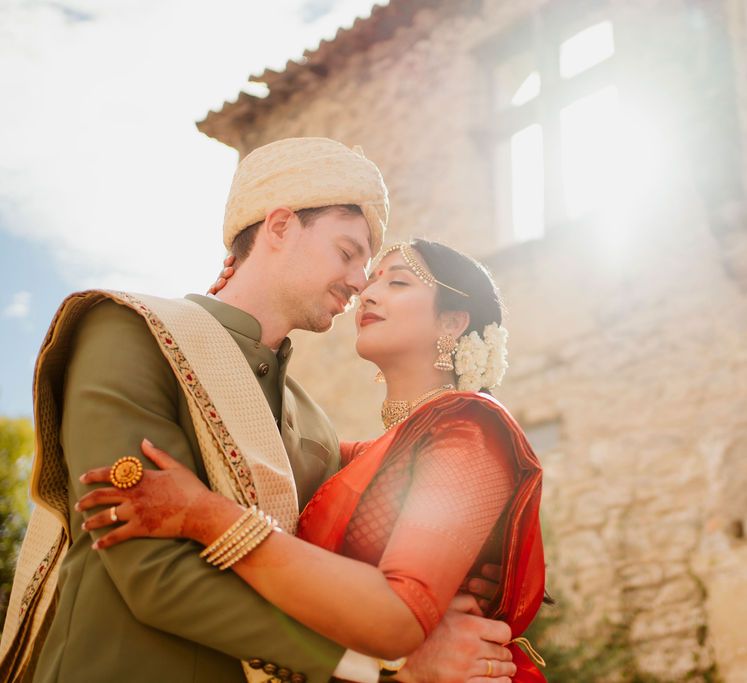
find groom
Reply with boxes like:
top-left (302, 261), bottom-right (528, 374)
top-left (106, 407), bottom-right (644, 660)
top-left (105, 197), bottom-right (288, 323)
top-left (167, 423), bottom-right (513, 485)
top-left (2, 138), bottom-right (517, 683)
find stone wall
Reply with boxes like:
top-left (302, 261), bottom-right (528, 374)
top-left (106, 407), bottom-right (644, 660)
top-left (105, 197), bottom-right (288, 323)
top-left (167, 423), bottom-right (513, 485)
top-left (488, 192), bottom-right (747, 680)
top-left (207, 0), bottom-right (747, 679)
top-left (697, 5), bottom-right (747, 683)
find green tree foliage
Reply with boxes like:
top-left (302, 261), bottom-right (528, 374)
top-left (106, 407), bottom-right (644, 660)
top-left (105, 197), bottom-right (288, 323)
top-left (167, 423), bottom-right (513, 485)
top-left (0, 417), bottom-right (34, 631)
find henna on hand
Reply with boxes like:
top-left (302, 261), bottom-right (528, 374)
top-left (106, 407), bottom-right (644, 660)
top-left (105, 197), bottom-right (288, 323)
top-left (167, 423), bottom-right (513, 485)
top-left (180, 490), bottom-right (241, 546)
top-left (76, 438), bottom-right (216, 549)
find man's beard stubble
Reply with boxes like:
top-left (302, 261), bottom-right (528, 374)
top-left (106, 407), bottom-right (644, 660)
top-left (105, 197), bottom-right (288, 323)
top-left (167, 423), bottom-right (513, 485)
top-left (283, 283), bottom-right (354, 334)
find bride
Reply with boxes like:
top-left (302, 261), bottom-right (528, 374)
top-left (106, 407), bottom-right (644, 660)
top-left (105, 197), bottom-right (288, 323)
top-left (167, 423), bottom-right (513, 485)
top-left (76, 239), bottom-right (546, 682)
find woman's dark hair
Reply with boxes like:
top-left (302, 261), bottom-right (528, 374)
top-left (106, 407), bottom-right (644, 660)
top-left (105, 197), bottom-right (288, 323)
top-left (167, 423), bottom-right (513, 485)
top-left (410, 238), bottom-right (503, 334)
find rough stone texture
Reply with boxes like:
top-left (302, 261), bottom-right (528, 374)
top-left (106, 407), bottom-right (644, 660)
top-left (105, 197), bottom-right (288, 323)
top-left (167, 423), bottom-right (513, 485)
top-left (202, 1), bottom-right (747, 680)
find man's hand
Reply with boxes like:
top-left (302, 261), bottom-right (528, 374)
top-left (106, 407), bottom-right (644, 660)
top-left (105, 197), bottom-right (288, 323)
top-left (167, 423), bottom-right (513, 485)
top-left (462, 563), bottom-right (502, 613)
top-left (396, 595), bottom-right (516, 683)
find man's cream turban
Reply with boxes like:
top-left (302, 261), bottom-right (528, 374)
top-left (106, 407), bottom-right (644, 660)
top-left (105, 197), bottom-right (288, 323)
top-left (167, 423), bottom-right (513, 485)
top-left (223, 137), bottom-right (389, 256)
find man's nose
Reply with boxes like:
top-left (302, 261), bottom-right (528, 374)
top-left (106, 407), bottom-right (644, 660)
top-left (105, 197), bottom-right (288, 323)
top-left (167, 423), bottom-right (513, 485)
top-left (348, 265), bottom-right (368, 295)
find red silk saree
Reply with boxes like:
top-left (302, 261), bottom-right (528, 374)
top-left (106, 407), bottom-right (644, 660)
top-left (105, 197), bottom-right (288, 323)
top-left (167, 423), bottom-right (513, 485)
top-left (297, 392), bottom-right (545, 681)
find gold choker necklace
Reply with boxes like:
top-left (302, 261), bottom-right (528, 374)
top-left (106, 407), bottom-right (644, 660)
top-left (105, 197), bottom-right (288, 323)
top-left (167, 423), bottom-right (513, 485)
top-left (381, 384), bottom-right (455, 430)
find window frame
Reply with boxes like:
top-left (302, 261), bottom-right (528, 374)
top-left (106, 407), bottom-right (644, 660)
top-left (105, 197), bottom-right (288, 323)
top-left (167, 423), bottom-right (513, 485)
top-left (477, 0), bottom-right (618, 243)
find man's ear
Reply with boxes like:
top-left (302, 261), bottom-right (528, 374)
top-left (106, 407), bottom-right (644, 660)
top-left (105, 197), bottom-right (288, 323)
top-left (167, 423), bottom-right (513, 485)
top-left (439, 310), bottom-right (470, 339)
top-left (261, 207), bottom-right (296, 251)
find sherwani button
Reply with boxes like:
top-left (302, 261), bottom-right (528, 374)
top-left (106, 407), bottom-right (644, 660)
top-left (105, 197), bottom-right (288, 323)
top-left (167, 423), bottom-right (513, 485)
top-left (257, 362), bottom-right (270, 377)
top-left (263, 662), bottom-right (278, 675)
top-left (248, 658), bottom-right (264, 669)
top-left (277, 667), bottom-right (291, 680)
top-left (290, 673), bottom-right (307, 683)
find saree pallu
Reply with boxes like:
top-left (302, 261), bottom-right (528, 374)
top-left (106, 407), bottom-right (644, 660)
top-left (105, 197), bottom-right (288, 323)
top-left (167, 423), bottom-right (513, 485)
top-left (297, 392), bottom-right (546, 682)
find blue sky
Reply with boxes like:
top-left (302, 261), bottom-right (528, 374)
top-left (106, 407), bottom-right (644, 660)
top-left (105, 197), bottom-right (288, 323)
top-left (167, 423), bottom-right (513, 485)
top-left (0, 230), bottom-right (69, 416)
top-left (0, 0), bottom-right (381, 417)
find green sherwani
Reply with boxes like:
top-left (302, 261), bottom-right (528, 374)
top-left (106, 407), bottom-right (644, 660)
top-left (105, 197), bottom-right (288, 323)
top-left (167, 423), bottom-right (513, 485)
top-left (32, 294), bottom-right (345, 683)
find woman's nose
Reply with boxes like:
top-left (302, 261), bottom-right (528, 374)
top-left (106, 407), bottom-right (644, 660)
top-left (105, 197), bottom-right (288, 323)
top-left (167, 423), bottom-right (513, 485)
top-left (360, 280), bottom-right (379, 303)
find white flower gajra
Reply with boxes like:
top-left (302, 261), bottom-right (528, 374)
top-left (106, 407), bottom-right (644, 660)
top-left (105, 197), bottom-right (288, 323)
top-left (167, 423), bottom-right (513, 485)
top-left (454, 323), bottom-right (508, 392)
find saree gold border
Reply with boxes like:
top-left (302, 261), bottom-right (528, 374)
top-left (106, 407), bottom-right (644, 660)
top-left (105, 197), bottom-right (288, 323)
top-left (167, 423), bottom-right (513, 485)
top-left (0, 290), bottom-right (295, 683)
top-left (1, 292), bottom-right (112, 680)
top-left (0, 524), bottom-right (65, 682)
top-left (129, 292), bottom-right (299, 531)
top-left (115, 292), bottom-right (260, 509)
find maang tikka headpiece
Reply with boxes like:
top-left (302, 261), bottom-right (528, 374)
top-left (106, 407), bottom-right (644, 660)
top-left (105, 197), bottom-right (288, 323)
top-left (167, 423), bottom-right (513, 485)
top-left (379, 243), bottom-right (470, 298)
top-left (373, 243), bottom-right (509, 393)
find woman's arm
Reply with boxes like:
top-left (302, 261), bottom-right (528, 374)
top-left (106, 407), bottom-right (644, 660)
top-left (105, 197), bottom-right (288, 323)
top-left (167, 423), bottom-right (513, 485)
top-left (205, 495), bottom-right (424, 659)
top-left (78, 441), bottom-right (424, 659)
top-left (78, 416), bottom-right (514, 660)
top-left (372, 418), bottom-right (515, 636)
top-left (208, 413), bottom-right (515, 656)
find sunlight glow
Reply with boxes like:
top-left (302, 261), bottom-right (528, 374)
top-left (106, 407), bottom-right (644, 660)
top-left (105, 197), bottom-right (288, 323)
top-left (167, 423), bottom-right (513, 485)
top-left (560, 21), bottom-right (615, 79)
top-left (561, 86), bottom-right (619, 219)
top-left (560, 85), bottom-right (670, 222)
top-left (511, 124), bottom-right (545, 241)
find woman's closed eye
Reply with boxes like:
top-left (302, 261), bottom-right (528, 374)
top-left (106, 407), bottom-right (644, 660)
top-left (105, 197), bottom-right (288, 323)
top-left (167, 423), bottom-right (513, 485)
top-left (340, 249), bottom-right (352, 262)
top-left (389, 280), bottom-right (409, 286)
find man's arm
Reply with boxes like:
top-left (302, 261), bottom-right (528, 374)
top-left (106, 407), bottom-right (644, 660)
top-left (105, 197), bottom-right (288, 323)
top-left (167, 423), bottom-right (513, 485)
top-left (63, 300), bottom-right (343, 680)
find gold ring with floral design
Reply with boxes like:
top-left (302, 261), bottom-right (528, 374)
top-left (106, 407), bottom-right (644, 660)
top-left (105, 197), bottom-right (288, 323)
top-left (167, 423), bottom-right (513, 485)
top-left (109, 456), bottom-right (144, 490)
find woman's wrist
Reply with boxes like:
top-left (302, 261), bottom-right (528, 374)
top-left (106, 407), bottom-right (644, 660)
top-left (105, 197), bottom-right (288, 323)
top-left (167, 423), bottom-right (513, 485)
top-left (183, 492), bottom-right (245, 546)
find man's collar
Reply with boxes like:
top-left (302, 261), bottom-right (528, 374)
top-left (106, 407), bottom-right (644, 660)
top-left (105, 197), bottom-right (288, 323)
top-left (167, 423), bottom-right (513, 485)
top-left (185, 293), bottom-right (264, 342)
top-left (186, 294), bottom-right (293, 361)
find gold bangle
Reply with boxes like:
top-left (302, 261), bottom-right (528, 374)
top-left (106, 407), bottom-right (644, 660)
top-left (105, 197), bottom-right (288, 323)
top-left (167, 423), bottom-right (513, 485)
top-left (219, 523), bottom-right (276, 570)
top-left (214, 514), bottom-right (274, 566)
top-left (199, 506), bottom-right (253, 558)
top-left (205, 513), bottom-right (266, 564)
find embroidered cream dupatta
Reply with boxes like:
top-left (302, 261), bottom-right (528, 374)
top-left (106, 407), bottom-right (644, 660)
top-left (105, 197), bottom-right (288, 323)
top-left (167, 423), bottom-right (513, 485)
top-left (0, 290), bottom-right (299, 683)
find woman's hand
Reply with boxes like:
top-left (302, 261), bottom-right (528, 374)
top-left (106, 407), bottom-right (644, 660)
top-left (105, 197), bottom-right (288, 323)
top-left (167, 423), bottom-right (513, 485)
top-left (207, 254), bottom-right (235, 295)
top-left (76, 438), bottom-right (220, 550)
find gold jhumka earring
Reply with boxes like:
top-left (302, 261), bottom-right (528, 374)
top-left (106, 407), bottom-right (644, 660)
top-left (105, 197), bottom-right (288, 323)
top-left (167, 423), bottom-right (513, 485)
top-left (434, 334), bottom-right (457, 371)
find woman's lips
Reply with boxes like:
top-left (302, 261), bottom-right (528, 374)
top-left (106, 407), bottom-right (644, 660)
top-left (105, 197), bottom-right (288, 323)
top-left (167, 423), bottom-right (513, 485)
top-left (359, 313), bottom-right (384, 327)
